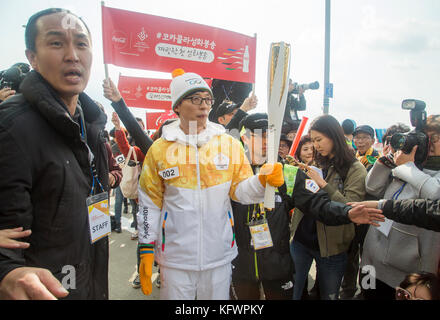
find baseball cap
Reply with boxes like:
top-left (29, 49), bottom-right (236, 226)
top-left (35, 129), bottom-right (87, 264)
top-left (216, 101), bottom-right (239, 118)
top-left (170, 68), bottom-right (213, 111)
top-left (341, 119), bottom-right (356, 135)
top-left (280, 133), bottom-right (293, 149)
top-left (353, 125), bottom-right (375, 138)
top-left (239, 113), bottom-right (268, 134)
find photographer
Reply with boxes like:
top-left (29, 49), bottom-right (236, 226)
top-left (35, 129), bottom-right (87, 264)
top-left (0, 63), bottom-right (30, 103)
top-left (283, 78), bottom-right (307, 123)
top-left (360, 113), bottom-right (440, 300)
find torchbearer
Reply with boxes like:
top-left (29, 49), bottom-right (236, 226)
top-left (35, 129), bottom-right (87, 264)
top-left (264, 42), bottom-right (291, 209)
top-left (136, 69), bottom-right (285, 300)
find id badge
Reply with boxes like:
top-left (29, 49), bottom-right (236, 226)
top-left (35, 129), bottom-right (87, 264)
top-left (249, 218), bottom-right (273, 250)
top-left (86, 192), bottom-right (111, 244)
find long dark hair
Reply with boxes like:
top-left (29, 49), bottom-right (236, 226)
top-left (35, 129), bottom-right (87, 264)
top-left (309, 115), bottom-right (356, 179)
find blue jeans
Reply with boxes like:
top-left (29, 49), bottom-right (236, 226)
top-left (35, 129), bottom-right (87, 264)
top-left (129, 199), bottom-right (138, 230)
top-left (290, 240), bottom-right (347, 300)
top-left (114, 186), bottom-right (123, 228)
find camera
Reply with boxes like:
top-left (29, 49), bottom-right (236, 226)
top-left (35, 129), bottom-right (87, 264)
top-left (290, 81), bottom-right (319, 94)
top-left (390, 99), bottom-right (429, 167)
top-left (0, 63), bottom-right (30, 92)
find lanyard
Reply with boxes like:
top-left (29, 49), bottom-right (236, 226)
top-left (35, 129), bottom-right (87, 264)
top-left (247, 203), bottom-right (266, 223)
top-left (89, 164), bottom-right (104, 196)
top-left (77, 106), bottom-right (103, 196)
top-left (392, 182), bottom-right (407, 200)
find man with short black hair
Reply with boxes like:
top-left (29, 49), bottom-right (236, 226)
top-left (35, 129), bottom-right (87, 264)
top-left (0, 8), bottom-right (109, 300)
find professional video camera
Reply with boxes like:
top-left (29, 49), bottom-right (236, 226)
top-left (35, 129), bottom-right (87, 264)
top-left (290, 81), bottom-right (320, 94)
top-left (390, 99), bottom-right (429, 168)
top-left (284, 80), bottom-right (319, 122)
top-left (0, 63), bottom-right (31, 92)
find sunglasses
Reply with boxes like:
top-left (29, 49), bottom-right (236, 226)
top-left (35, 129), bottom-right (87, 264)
top-left (395, 287), bottom-right (425, 300)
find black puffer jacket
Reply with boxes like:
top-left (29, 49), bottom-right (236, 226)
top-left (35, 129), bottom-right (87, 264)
top-left (0, 71), bottom-right (109, 299)
top-left (381, 199), bottom-right (440, 232)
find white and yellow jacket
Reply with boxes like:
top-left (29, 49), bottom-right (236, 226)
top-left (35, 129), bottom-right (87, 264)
top-left (137, 120), bottom-right (265, 271)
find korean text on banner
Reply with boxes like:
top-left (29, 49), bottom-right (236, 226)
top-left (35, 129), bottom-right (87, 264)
top-left (118, 75), bottom-right (213, 110)
top-left (118, 75), bottom-right (173, 110)
top-left (102, 5), bottom-right (256, 83)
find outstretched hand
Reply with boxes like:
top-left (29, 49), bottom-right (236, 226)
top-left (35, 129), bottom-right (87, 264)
top-left (240, 94), bottom-right (258, 112)
top-left (347, 205), bottom-right (385, 227)
top-left (102, 78), bottom-right (122, 103)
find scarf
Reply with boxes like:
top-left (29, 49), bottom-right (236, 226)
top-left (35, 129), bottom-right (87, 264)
top-left (356, 147), bottom-right (380, 168)
top-left (424, 156), bottom-right (440, 171)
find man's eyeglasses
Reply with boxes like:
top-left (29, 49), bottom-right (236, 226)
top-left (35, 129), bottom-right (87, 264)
top-left (395, 287), bottom-right (425, 300)
top-left (184, 96), bottom-right (215, 106)
top-left (353, 136), bottom-right (372, 142)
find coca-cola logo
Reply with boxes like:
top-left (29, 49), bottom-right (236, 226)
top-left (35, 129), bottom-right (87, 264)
top-left (111, 31), bottom-right (128, 49)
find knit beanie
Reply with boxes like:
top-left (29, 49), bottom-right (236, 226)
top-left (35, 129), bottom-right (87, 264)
top-left (170, 68), bottom-right (213, 112)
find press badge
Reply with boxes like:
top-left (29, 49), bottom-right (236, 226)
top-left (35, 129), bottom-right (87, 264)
top-left (249, 218), bottom-right (273, 250)
top-left (86, 192), bottom-right (111, 244)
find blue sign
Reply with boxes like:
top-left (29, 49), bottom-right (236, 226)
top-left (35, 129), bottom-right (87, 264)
top-left (325, 83), bottom-right (333, 98)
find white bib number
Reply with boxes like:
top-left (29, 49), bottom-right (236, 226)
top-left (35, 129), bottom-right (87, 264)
top-left (159, 166), bottom-right (179, 180)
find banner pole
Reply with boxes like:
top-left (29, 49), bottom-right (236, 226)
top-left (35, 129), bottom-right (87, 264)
top-left (252, 33), bottom-right (257, 96)
top-left (101, 1), bottom-right (109, 82)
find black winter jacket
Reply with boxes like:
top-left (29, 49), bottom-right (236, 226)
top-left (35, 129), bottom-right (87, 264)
top-left (381, 199), bottom-right (440, 232)
top-left (0, 71), bottom-right (109, 299)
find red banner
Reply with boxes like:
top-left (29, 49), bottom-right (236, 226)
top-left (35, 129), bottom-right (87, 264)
top-left (118, 75), bottom-right (212, 109)
top-left (146, 110), bottom-right (178, 131)
top-left (102, 5), bottom-right (256, 83)
top-left (118, 75), bottom-right (172, 109)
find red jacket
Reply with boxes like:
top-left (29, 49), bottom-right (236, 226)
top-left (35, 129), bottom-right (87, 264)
top-left (106, 142), bottom-right (122, 188)
top-left (115, 129), bottom-right (145, 163)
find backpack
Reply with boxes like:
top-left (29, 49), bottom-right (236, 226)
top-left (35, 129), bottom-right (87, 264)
top-left (120, 147), bottom-right (141, 199)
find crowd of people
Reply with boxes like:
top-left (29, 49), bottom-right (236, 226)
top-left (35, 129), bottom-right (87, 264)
top-left (0, 8), bottom-right (439, 301)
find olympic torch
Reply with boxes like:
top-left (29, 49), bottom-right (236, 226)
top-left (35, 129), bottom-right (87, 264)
top-left (264, 42), bottom-right (291, 209)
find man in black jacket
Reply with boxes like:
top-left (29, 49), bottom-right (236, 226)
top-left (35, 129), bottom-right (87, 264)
top-left (230, 113), bottom-right (384, 300)
top-left (0, 8), bottom-right (109, 300)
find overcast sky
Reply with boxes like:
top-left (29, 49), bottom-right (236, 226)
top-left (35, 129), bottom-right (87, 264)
top-left (1, 0), bottom-right (439, 133)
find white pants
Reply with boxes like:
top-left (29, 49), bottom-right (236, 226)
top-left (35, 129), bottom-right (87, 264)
top-left (159, 263), bottom-right (232, 300)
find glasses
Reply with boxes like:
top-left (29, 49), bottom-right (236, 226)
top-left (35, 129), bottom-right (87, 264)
top-left (353, 136), bottom-right (372, 142)
top-left (184, 96), bottom-right (215, 106)
top-left (395, 287), bottom-right (425, 300)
